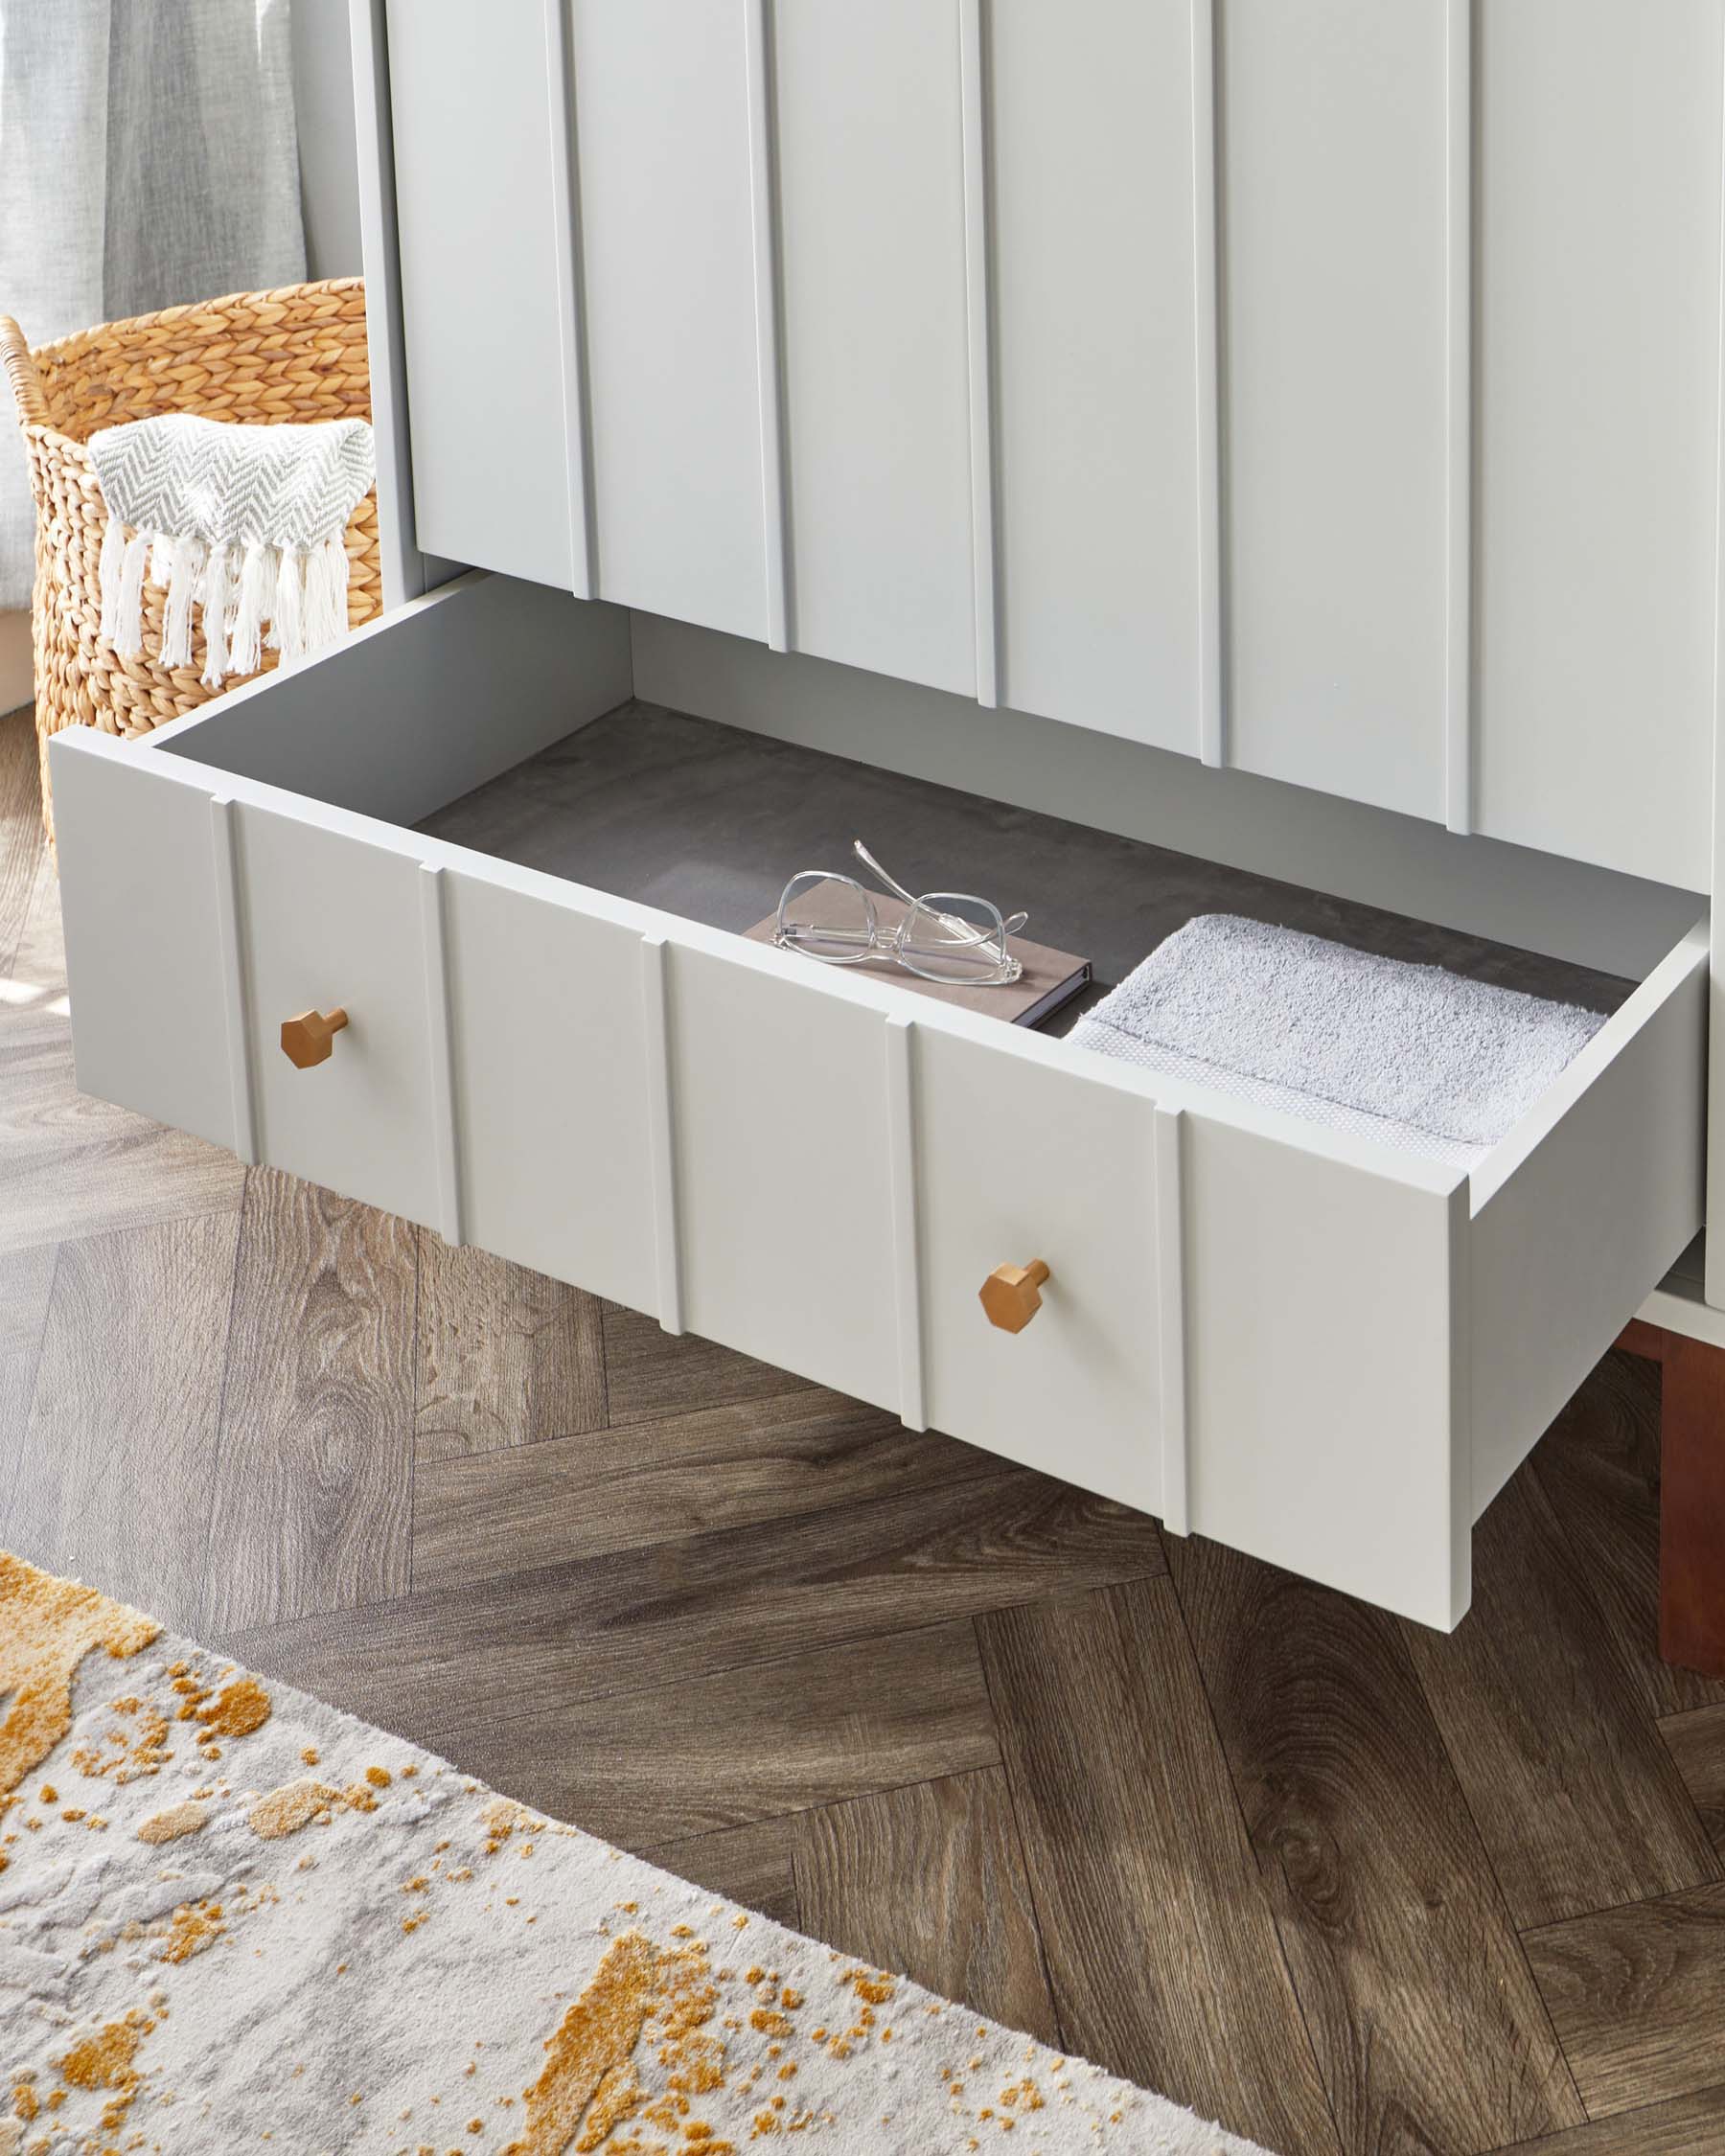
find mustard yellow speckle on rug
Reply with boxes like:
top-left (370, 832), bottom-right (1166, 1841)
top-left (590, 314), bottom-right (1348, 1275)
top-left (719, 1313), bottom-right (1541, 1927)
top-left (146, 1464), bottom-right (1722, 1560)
top-left (0, 1550), bottom-right (1270, 2153)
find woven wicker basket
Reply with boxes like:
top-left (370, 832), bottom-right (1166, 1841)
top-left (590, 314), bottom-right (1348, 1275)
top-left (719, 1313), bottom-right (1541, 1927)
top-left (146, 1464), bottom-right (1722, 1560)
top-left (0, 277), bottom-right (381, 850)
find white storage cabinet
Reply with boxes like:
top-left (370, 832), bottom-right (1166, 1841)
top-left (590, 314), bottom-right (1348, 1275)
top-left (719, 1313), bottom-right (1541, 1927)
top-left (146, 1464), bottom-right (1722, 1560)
top-left (44, 0), bottom-right (1725, 1632)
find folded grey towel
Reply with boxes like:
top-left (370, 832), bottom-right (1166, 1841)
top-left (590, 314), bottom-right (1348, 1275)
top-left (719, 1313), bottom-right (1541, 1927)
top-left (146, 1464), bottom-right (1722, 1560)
top-left (1069, 914), bottom-right (1605, 1167)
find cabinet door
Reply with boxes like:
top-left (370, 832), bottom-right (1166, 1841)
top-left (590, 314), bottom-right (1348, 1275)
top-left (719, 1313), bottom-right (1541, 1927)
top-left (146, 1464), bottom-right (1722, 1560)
top-left (386, 0), bottom-right (583, 589)
top-left (570, 0), bottom-right (770, 640)
top-left (771, 0), bottom-right (978, 697)
top-left (989, 0), bottom-right (1208, 755)
top-left (1472, 0), bottom-right (1721, 889)
top-left (1219, 0), bottom-right (1451, 820)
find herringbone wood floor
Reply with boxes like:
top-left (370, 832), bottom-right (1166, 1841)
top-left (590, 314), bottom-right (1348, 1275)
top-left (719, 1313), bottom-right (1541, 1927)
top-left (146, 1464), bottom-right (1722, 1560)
top-left (5, 704), bottom-right (1725, 2155)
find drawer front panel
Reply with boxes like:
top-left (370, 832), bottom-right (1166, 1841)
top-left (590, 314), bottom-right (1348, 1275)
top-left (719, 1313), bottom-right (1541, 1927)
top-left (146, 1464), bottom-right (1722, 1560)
top-left (237, 802), bottom-right (438, 1229)
top-left (1182, 1117), bottom-right (1468, 1628)
top-left (51, 743), bottom-right (240, 1157)
top-left (666, 944), bottom-right (902, 1412)
top-left (442, 867), bottom-right (659, 1312)
top-left (914, 1026), bottom-right (1166, 1518)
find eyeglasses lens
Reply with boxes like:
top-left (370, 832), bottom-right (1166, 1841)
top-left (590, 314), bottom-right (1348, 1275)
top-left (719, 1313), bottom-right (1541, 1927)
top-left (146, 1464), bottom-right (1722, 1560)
top-left (902, 892), bottom-right (1010, 981)
top-left (778, 873), bottom-right (877, 963)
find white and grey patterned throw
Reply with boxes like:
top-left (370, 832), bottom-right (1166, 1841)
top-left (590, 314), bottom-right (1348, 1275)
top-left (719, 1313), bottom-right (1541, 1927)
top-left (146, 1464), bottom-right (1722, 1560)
top-left (87, 410), bottom-right (374, 686)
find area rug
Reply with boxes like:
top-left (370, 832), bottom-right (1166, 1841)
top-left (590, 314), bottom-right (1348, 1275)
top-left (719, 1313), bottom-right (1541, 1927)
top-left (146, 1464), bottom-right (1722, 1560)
top-left (0, 1552), bottom-right (1267, 2155)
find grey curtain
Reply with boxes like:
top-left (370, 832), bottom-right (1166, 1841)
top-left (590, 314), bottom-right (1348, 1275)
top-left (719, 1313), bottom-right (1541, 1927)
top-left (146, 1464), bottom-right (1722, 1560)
top-left (0, 0), bottom-right (307, 608)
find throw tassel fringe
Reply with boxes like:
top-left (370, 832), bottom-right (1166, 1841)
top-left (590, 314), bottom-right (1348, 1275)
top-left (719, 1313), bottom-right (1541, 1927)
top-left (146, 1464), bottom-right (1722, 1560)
top-left (304, 534), bottom-right (349, 654)
top-left (97, 520), bottom-right (355, 688)
top-left (97, 516), bottom-right (127, 643)
top-left (268, 544), bottom-right (305, 661)
top-left (228, 539), bottom-right (276, 678)
top-left (199, 542), bottom-right (233, 688)
top-left (111, 531), bottom-right (151, 660)
top-left (160, 533), bottom-right (205, 671)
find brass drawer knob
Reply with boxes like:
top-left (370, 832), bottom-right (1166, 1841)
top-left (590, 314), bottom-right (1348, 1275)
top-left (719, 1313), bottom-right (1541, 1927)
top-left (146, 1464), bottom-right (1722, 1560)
top-left (980, 1259), bottom-right (1050, 1333)
top-left (281, 1006), bottom-right (349, 1069)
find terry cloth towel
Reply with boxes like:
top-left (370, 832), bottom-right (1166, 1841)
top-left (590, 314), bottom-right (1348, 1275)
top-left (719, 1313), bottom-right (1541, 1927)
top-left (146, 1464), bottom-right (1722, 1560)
top-left (1069, 913), bottom-right (1607, 1168)
top-left (87, 410), bottom-right (374, 686)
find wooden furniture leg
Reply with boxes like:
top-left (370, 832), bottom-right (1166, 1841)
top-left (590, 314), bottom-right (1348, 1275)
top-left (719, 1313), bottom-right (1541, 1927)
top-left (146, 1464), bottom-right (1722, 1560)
top-left (1658, 1333), bottom-right (1725, 1678)
top-left (1615, 1320), bottom-right (1725, 1678)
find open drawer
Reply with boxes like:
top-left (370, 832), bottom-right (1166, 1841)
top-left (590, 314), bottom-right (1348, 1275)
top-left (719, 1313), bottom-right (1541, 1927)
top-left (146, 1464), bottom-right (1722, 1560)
top-left (48, 575), bottom-right (1708, 1630)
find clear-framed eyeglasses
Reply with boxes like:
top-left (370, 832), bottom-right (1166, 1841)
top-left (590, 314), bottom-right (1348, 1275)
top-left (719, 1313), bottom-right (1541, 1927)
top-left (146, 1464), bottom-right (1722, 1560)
top-left (773, 840), bottom-right (1026, 987)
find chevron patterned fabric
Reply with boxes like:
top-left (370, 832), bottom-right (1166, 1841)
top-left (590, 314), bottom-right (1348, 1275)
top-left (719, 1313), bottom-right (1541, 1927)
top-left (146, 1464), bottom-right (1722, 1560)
top-left (86, 410), bottom-right (374, 687)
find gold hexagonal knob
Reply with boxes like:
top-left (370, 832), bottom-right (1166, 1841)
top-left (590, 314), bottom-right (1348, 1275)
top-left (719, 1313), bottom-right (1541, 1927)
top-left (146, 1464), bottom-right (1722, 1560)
top-left (979, 1259), bottom-right (1050, 1334)
top-left (280, 1006), bottom-right (349, 1069)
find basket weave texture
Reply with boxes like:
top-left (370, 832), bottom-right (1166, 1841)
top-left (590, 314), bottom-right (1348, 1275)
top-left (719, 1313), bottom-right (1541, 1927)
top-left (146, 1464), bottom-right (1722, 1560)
top-left (0, 278), bottom-right (380, 847)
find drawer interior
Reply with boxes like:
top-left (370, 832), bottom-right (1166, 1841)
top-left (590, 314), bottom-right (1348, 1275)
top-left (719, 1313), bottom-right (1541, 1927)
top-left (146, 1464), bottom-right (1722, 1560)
top-left (409, 697), bottom-right (1637, 1047)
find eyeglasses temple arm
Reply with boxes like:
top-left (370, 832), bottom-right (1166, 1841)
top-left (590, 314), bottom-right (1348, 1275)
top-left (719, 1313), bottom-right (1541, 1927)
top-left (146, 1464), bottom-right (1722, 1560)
top-left (854, 839), bottom-right (1027, 946)
top-left (852, 839), bottom-right (923, 911)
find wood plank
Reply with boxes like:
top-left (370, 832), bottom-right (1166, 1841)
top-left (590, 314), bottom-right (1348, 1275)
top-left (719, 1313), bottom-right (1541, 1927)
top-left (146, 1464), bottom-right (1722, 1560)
top-left (4, 1213), bottom-right (240, 1632)
top-left (412, 1388), bottom-right (1000, 1591)
top-left (1489, 2084), bottom-right (1725, 2156)
top-left (0, 1241), bottom-right (57, 1460)
top-left (978, 1579), bottom-right (1340, 2156)
top-left (643, 1817), bottom-right (800, 1932)
top-left (1524, 1881), bottom-right (1725, 2117)
top-left (1660, 1334), bottom-right (1725, 1682)
top-left (200, 1166), bottom-right (417, 1633)
top-left (0, 1349), bottom-right (41, 1483)
top-left (1167, 1532), bottom-right (1585, 2153)
top-left (0, 1237), bottom-right (57, 1365)
top-left (0, 1000), bottom-right (246, 1258)
top-left (1660, 1706), bottom-right (1725, 1861)
top-left (1401, 1466), bottom-right (1718, 1930)
top-left (1531, 1348), bottom-right (1725, 1717)
top-left (0, 706), bottom-right (43, 978)
top-left (601, 1299), bottom-right (816, 1426)
top-left (8, 840), bottom-right (65, 993)
top-left (414, 1231), bottom-right (607, 1462)
top-left (424, 1619), bottom-right (999, 1851)
top-left (223, 1466), bottom-right (1165, 1748)
top-left (796, 1766), bottom-right (1060, 2049)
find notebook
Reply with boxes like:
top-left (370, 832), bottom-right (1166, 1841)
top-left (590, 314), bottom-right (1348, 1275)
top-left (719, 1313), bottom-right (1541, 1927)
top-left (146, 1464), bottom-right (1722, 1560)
top-left (745, 880), bottom-right (1091, 1029)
